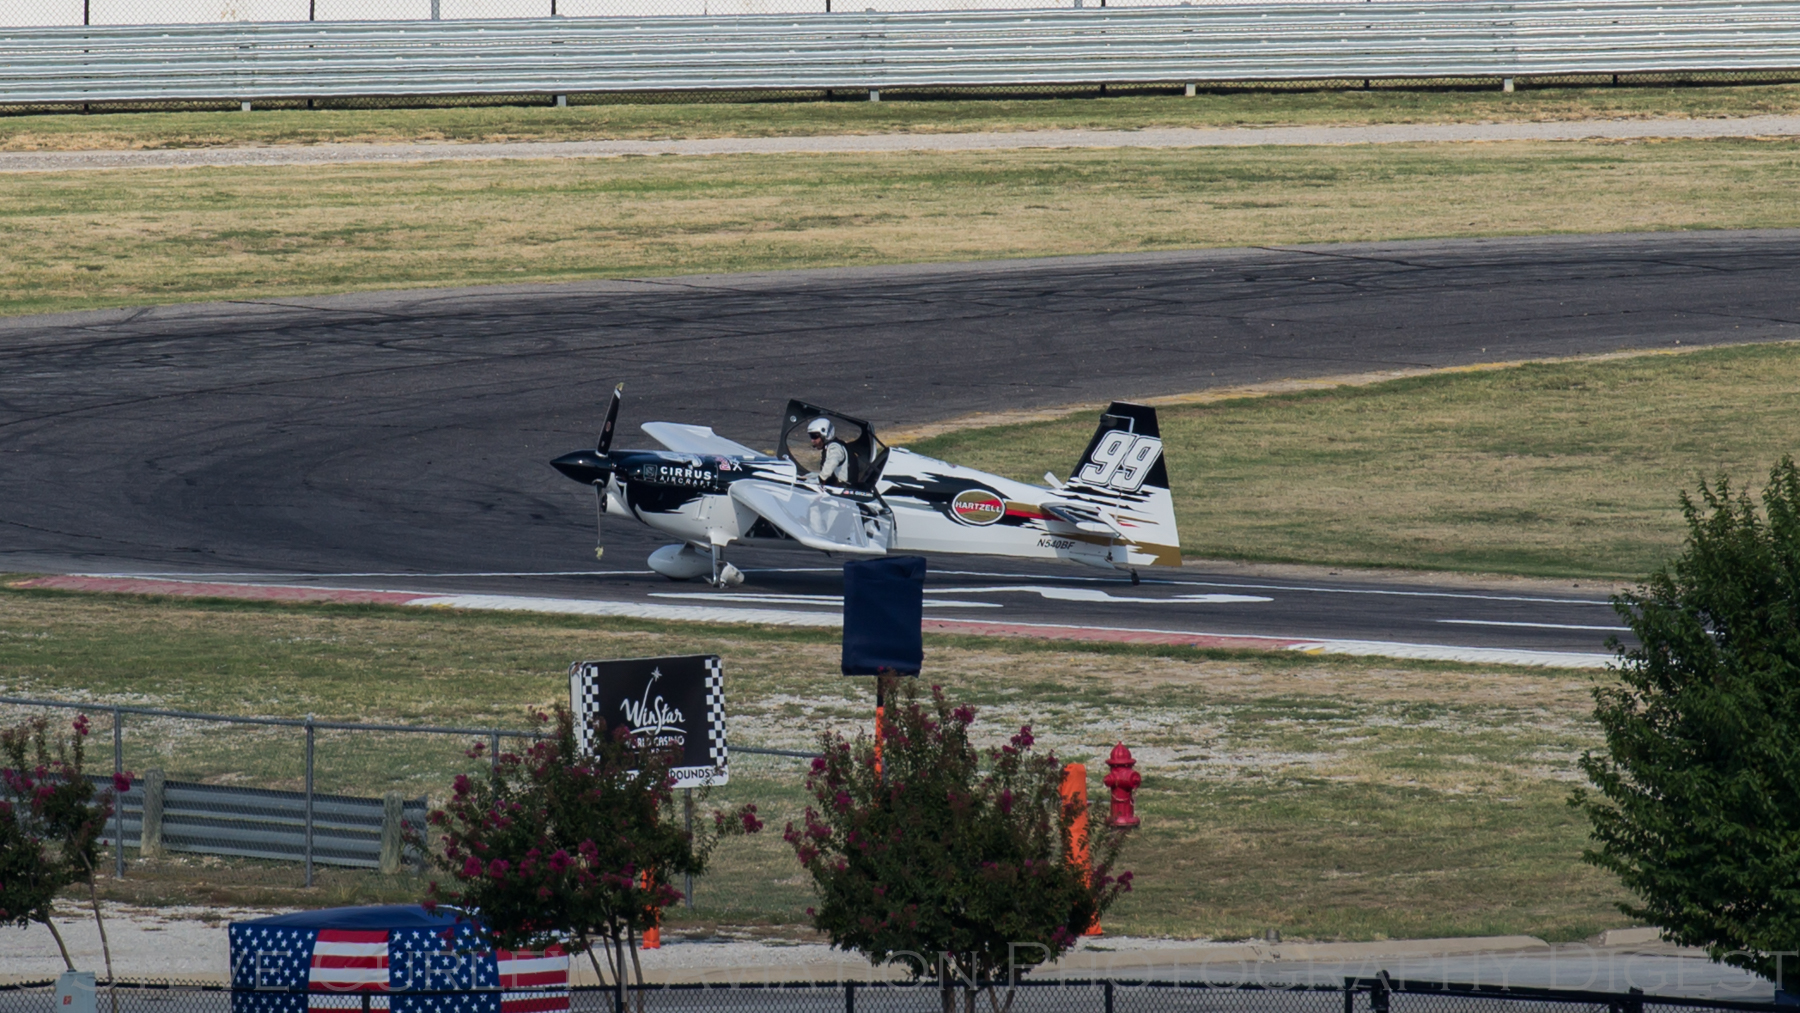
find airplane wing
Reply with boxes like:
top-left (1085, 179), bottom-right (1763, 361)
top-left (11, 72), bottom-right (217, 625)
top-left (729, 479), bottom-right (888, 556)
top-left (641, 422), bottom-right (766, 458)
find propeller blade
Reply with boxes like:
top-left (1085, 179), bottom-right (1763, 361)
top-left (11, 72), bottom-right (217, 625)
top-left (598, 382), bottom-right (624, 454)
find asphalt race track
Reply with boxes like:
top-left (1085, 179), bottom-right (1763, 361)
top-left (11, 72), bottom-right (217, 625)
top-left (7, 229), bottom-right (1800, 663)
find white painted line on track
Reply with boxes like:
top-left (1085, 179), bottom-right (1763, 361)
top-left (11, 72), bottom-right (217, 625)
top-left (408, 593), bottom-right (843, 627)
top-left (1439, 619), bottom-right (1630, 632)
top-left (82, 570), bottom-right (647, 578)
top-left (1286, 639), bottom-right (1612, 668)
top-left (931, 586), bottom-right (1272, 604)
top-left (650, 592), bottom-right (1001, 608)
top-left (924, 616), bottom-right (1614, 669)
top-left (927, 569), bottom-right (1612, 606)
top-left (44, 574), bottom-right (1612, 668)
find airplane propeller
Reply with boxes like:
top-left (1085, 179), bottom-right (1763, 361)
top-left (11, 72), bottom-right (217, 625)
top-left (593, 382), bottom-right (623, 559)
top-left (598, 382), bottom-right (623, 454)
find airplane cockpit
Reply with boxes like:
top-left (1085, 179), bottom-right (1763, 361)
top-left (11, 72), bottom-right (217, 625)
top-left (777, 399), bottom-right (889, 493)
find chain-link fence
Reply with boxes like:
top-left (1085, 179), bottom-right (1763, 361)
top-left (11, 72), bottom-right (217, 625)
top-left (0, 696), bottom-right (815, 914)
top-left (0, 979), bottom-right (1781, 1013)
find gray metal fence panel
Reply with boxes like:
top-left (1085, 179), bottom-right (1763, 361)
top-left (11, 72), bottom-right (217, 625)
top-left (3, 0), bottom-right (1800, 104)
top-left (82, 774), bottom-right (429, 870)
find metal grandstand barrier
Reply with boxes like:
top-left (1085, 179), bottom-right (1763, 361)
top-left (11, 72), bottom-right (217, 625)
top-left (3, 0), bottom-right (1800, 106)
top-left (0, 980), bottom-right (1782, 1013)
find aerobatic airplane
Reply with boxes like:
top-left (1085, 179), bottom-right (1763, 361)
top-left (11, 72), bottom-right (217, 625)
top-left (550, 386), bottom-right (1181, 587)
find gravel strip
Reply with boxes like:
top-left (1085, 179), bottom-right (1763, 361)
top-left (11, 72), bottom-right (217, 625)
top-left (5, 115), bottom-right (1800, 173)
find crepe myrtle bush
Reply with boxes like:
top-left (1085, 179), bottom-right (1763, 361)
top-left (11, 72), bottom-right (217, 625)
top-left (1574, 457), bottom-right (1800, 991)
top-left (0, 714), bottom-right (131, 978)
top-left (421, 704), bottom-right (760, 992)
top-left (786, 682), bottom-right (1132, 1013)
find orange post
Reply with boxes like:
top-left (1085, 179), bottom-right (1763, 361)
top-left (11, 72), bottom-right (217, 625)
top-left (874, 674), bottom-right (892, 778)
top-left (874, 703), bottom-right (885, 777)
top-left (1060, 763), bottom-right (1101, 936)
top-left (640, 871), bottom-right (661, 949)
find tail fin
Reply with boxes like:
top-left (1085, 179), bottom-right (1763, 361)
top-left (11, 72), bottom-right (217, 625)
top-left (1064, 402), bottom-right (1181, 568)
top-left (597, 382), bottom-right (624, 454)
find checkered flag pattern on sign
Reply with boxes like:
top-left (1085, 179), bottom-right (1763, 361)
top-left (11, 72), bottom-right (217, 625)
top-left (704, 655), bottom-right (728, 773)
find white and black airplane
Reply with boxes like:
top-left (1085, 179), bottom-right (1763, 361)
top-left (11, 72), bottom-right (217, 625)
top-left (550, 387), bottom-right (1181, 586)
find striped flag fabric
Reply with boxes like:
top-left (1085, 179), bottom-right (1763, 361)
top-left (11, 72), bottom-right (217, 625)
top-left (498, 948), bottom-right (569, 1013)
top-left (309, 930), bottom-right (392, 1010)
top-left (230, 908), bottom-right (568, 1013)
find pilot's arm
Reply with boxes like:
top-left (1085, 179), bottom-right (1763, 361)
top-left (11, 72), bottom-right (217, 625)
top-left (819, 440), bottom-right (851, 485)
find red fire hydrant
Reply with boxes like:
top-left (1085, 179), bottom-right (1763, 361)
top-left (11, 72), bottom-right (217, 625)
top-left (1104, 742), bottom-right (1141, 828)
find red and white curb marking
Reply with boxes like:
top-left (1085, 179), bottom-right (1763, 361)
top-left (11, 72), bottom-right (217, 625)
top-left (15, 575), bottom-right (1610, 669)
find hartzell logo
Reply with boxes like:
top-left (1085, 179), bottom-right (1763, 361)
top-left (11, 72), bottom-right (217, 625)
top-left (950, 489), bottom-right (1006, 526)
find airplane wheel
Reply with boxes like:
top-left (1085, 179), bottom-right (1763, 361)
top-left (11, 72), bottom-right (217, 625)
top-left (1130, 569), bottom-right (1141, 586)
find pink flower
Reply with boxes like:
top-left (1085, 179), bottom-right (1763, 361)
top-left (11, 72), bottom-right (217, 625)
top-left (548, 850), bottom-right (571, 872)
top-left (998, 789), bottom-right (1013, 814)
top-left (740, 806), bottom-right (764, 834)
top-left (421, 898), bottom-right (438, 914)
top-left (952, 705), bottom-right (975, 724)
top-left (452, 774), bottom-right (472, 796)
top-left (461, 857), bottom-right (482, 878)
top-left (486, 859), bottom-right (510, 880)
top-left (112, 772), bottom-right (132, 794)
top-left (810, 757), bottom-right (828, 774)
top-left (1011, 726), bottom-right (1035, 750)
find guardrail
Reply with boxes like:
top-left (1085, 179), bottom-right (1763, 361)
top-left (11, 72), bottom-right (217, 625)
top-left (4, 0), bottom-right (1800, 106)
top-left (86, 773), bottom-right (431, 872)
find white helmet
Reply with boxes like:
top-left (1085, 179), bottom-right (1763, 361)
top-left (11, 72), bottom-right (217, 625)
top-left (807, 417), bottom-right (835, 441)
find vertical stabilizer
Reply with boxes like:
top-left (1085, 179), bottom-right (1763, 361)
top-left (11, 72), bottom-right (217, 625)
top-left (1061, 402), bottom-right (1181, 568)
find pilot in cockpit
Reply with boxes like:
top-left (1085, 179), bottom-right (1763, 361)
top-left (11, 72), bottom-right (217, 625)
top-left (806, 417), bottom-right (852, 487)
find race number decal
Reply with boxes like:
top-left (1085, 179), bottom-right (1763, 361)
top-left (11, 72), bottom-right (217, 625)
top-left (1077, 433), bottom-right (1163, 493)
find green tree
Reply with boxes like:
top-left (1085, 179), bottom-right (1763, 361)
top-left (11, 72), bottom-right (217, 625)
top-left (785, 682), bottom-right (1133, 1013)
top-left (0, 787), bottom-right (67, 965)
top-left (423, 705), bottom-right (759, 995)
top-left (1575, 457), bottom-right (1800, 990)
top-left (0, 714), bottom-right (129, 980)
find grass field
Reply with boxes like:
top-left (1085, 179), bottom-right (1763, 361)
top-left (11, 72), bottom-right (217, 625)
top-left (6, 137), bottom-right (1800, 317)
top-left (913, 342), bottom-right (1800, 580)
top-left (0, 583), bottom-right (1633, 941)
top-left (6, 82), bottom-right (1800, 152)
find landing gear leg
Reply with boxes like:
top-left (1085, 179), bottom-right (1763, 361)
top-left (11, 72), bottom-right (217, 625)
top-left (1130, 569), bottom-right (1141, 586)
top-left (709, 544), bottom-right (744, 588)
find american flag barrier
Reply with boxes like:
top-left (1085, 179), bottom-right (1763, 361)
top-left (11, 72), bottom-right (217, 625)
top-left (0, 979), bottom-right (1785, 1013)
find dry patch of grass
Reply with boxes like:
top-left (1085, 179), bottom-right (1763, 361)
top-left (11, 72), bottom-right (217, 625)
top-left (5, 83), bottom-right (1800, 151)
top-left (1, 585), bottom-right (1631, 941)
top-left (912, 341), bottom-right (1800, 580)
top-left (7, 137), bottom-right (1800, 317)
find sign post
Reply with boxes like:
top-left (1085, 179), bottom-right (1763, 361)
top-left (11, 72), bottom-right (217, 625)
top-left (841, 557), bottom-right (927, 773)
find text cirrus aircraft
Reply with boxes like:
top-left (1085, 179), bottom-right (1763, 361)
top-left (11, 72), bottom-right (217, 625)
top-left (550, 386), bottom-right (1180, 587)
